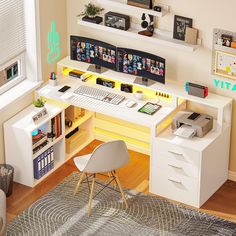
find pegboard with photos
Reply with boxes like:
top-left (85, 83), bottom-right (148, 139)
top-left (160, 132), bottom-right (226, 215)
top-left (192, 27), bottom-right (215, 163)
top-left (212, 28), bottom-right (236, 80)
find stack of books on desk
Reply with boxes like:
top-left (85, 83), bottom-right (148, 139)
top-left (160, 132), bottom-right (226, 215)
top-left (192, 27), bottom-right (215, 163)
top-left (33, 146), bottom-right (54, 179)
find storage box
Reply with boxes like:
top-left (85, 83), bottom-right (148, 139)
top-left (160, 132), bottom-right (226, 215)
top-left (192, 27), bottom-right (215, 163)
top-left (65, 106), bottom-right (85, 122)
top-left (65, 129), bottom-right (87, 153)
top-left (231, 41), bottom-right (236, 49)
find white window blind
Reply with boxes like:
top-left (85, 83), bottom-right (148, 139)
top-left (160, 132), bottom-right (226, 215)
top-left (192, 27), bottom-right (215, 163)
top-left (0, 0), bottom-right (25, 66)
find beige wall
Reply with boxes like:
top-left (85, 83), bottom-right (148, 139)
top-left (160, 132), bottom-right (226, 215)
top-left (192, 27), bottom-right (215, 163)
top-left (67, 0), bottom-right (236, 171)
top-left (39, 0), bottom-right (67, 83)
top-left (0, 0), bottom-right (68, 164)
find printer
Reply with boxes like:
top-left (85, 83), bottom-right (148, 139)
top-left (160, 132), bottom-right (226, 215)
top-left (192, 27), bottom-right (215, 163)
top-left (172, 112), bottom-right (213, 138)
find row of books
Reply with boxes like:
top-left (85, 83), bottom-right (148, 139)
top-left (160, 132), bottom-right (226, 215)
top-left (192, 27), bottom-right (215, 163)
top-left (51, 114), bottom-right (62, 140)
top-left (33, 146), bottom-right (54, 180)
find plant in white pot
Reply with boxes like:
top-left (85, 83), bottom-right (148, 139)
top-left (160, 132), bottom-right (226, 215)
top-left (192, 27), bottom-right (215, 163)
top-left (78, 2), bottom-right (104, 24)
top-left (33, 97), bottom-right (46, 109)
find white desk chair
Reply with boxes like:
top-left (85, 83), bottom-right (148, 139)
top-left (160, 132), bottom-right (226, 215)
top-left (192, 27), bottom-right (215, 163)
top-left (73, 140), bottom-right (129, 216)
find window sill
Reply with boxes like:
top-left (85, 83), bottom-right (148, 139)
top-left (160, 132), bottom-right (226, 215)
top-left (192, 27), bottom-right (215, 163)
top-left (0, 80), bottom-right (42, 112)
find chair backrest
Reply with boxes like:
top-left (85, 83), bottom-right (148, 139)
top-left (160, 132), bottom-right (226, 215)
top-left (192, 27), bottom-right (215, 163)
top-left (84, 140), bottom-right (129, 173)
top-left (0, 189), bottom-right (6, 236)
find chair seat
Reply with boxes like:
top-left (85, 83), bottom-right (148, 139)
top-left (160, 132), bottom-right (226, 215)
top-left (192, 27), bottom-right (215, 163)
top-left (74, 154), bottom-right (92, 172)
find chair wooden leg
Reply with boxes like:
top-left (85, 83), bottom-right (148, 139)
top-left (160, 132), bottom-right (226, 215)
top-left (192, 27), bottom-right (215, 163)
top-left (108, 172), bottom-right (116, 189)
top-left (112, 171), bottom-right (128, 208)
top-left (74, 172), bottom-right (85, 195)
top-left (88, 174), bottom-right (96, 217)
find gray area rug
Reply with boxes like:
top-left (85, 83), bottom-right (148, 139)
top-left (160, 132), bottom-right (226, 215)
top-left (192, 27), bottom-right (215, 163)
top-left (7, 173), bottom-right (236, 236)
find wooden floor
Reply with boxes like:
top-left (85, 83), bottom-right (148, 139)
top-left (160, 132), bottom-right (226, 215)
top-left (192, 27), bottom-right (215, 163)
top-left (6, 140), bottom-right (236, 224)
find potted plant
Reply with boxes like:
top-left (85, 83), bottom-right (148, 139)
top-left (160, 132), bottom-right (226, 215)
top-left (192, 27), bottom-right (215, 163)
top-left (33, 97), bottom-right (46, 108)
top-left (78, 3), bottom-right (104, 24)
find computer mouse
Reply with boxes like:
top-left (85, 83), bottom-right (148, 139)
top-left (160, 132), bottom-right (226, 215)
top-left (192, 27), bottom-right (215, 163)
top-left (125, 100), bottom-right (137, 108)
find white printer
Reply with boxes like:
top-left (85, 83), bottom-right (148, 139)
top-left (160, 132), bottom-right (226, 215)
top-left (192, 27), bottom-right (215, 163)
top-left (172, 112), bottom-right (213, 138)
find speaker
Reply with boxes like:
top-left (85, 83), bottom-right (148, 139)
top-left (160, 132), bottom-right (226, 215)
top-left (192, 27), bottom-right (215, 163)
top-left (96, 77), bottom-right (115, 88)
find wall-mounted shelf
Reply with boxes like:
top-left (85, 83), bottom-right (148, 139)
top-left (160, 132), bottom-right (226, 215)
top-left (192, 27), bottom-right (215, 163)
top-left (78, 20), bottom-right (200, 52)
top-left (97, 0), bottom-right (169, 17)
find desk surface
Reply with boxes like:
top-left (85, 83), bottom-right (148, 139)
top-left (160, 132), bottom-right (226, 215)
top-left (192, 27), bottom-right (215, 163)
top-left (38, 76), bottom-right (176, 128)
top-left (59, 57), bottom-right (232, 110)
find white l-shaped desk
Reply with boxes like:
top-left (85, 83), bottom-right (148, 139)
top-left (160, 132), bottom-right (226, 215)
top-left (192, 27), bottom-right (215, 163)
top-left (36, 57), bottom-right (232, 208)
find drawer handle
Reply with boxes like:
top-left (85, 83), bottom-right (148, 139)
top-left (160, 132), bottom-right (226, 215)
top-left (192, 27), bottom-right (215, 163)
top-left (168, 164), bottom-right (183, 170)
top-left (168, 151), bottom-right (183, 156)
top-left (168, 178), bottom-right (182, 185)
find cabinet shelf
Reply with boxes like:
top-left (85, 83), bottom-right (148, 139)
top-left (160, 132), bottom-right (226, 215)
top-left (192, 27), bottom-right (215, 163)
top-left (33, 159), bottom-right (64, 186)
top-left (66, 136), bottom-right (94, 160)
top-left (65, 111), bottom-right (94, 136)
top-left (32, 135), bottom-right (64, 159)
top-left (97, 0), bottom-right (169, 17)
top-left (78, 20), bottom-right (200, 52)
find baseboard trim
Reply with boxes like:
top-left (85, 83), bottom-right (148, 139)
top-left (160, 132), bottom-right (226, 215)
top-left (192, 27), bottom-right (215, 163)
top-left (228, 171), bottom-right (236, 182)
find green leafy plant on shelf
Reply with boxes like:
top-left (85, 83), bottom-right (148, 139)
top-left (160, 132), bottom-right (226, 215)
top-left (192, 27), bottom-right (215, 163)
top-left (78, 2), bottom-right (104, 18)
top-left (33, 97), bottom-right (46, 108)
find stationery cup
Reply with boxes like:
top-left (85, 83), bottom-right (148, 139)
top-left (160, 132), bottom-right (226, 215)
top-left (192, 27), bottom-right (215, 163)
top-left (49, 79), bottom-right (57, 86)
top-left (135, 91), bottom-right (144, 100)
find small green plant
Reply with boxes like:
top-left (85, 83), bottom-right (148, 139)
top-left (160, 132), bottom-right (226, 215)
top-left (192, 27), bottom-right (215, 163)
top-left (33, 97), bottom-right (46, 108)
top-left (78, 2), bottom-right (104, 18)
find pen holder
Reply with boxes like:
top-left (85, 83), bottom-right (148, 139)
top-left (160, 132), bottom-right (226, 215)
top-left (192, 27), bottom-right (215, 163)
top-left (49, 79), bottom-right (57, 86)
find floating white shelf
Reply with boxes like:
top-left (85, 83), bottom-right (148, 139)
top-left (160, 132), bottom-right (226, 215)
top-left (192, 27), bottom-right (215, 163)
top-left (97, 0), bottom-right (169, 17)
top-left (78, 20), bottom-right (200, 52)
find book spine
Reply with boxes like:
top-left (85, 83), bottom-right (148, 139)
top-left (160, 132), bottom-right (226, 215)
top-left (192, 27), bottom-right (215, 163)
top-left (41, 153), bottom-right (45, 177)
top-left (33, 157), bottom-right (39, 179)
top-left (47, 148), bottom-right (51, 171)
top-left (50, 146), bottom-right (54, 169)
top-left (51, 117), bottom-right (55, 140)
top-left (44, 150), bottom-right (48, 174)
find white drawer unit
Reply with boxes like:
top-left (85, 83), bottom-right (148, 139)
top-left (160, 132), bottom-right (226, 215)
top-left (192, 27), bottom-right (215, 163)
top-left (150, 124), bottom-right (231, 208)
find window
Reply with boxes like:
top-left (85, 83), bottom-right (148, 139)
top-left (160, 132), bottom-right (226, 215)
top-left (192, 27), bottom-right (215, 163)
top-left (0, 0), bottom-right (26, 95)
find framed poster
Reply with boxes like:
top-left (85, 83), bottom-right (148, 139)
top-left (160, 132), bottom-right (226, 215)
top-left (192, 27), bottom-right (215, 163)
top-left (173, 15), bottom-right (193, 41)
top-left (214, 50), bottom-right (236, 80)
top-left (127, 0), bottom-right (152, 9)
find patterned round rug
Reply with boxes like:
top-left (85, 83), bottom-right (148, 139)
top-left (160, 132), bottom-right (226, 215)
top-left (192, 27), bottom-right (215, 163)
top-left (7, 172), bottom-right (236, 236)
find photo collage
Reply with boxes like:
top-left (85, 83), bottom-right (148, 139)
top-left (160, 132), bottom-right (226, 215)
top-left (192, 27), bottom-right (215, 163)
top-left (121, 53), bottom-right (165, 77)
top-left (75, 41), bottom-right (116, 65)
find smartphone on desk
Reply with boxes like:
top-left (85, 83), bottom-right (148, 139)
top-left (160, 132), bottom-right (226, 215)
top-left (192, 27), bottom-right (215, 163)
top-left (58, 85), bottom-right (71, 93)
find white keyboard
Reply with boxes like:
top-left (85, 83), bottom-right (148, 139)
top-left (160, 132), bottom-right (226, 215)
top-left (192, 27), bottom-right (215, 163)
top-left (74, 85), bottom-right (125, 105)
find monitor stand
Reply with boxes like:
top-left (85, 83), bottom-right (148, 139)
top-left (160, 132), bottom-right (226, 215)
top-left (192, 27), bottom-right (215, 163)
top-left (134, 77), bottom-right (156, 87)
top-left (87, 64), bottom-right (107, 74)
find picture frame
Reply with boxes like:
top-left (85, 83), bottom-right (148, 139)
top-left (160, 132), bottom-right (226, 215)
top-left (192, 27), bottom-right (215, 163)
top-left (32, 107), bottom-right (48, 123)
top-left (173, 15), bottom-right (193, 41)
top-left (221, 34), bottom-right (232, 47)
top-left (214, 50), bottom-right (236, 80)
top-left (127, 0), bottom-right (152, 9)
